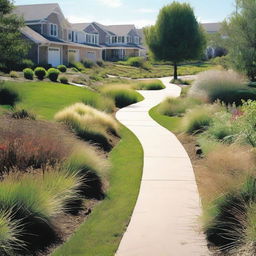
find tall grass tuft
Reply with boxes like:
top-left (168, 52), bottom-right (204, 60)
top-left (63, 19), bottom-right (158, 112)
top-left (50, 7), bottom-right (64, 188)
top-left (101, 85), bottom-right (143, 108)
top-left (189, 70), bottom-right (256, 105)
top-left (82, 94), bottom-right (115, 113)
top-left (134, 80), bottom-right (165, 90)
top-left (182, 105), bottom-right (216, 134)
top-left (55, 103), bottom-right (119, 150)
top-left (158, 97), bottom-right (202, 117)
top-left (65, 144), bottom-right (109, 199)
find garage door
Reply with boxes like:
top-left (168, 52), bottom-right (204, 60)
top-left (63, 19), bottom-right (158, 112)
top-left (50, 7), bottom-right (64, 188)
top-left (87, 51), bottom-right (96, 62)
top-left (48, 47), bottom-right (61, 67)
top-left (68, 49), bottom-right (80, 63)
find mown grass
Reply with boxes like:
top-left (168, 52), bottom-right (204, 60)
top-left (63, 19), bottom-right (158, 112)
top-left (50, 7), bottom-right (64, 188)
top-left (149, 104), bottom-right (181, 133)
top-left (0, 81), bottom-right (111, 120)
top-left (52, 125), bottom-right (143, 256)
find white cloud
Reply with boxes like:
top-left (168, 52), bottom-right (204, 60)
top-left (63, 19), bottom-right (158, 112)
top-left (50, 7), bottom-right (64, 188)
top-left (137, 8), bottom-right (156, 14)
top-left (98, 0), bottom-right (123, 8)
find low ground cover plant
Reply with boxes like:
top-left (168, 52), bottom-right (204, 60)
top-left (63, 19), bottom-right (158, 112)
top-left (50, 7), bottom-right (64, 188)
top-left (59, 76), bottom-right (69, 84)
top-left (55, 103), bottom-right (119, 150)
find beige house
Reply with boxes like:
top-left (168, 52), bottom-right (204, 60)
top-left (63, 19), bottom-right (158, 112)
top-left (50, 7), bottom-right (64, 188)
top-left (14, 3), bottom-right (103, 66)
top-left (14, 3), bottom-right (145, 66)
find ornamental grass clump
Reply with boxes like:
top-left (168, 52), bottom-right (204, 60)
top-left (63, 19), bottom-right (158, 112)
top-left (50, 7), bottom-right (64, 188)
top-left (189, 70), bottom-right (256, 105)
top-left (135, 80), bottom-right (165, 90)
top-left (55, 103), bottom-right (119, 150)
top-left (65, 144), bottom-right (109, 199)
top-left (101, 85), bottom-right (143, 108)
top-left (158, 97), bottom-right (202, 117)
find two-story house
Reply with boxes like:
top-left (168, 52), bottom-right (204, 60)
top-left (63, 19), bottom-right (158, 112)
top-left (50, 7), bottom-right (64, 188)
top-left (13, 3), bottom-right (103, 66)
top-left (72, 22), bottom-right (145, 61)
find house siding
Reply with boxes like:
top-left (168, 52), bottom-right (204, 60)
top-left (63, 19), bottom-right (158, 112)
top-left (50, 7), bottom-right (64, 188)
top-left (39, 46), bottom-right (48, 64)
top-left (28, 24), bottom-right (41, 34)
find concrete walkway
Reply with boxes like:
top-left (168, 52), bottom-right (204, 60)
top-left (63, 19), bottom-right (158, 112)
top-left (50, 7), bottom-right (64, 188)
top-left (115, 77), bottom-right (209, 256)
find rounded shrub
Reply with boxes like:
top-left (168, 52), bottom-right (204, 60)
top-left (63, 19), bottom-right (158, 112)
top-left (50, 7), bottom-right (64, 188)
top-left (34, 67), bottom-right (47, 80)
top-left (47, 68), bottom-right (60, 82)
top-left (23, 68), bottom-right (34, 80)
top-left (59, 76), bottom-right (69, 84)
top-left (83, 59), bottom-right (94, 68)
top-left (57, 65), bottom-right (67, 73)
top-left (0, 83), bottom-right (20, 106)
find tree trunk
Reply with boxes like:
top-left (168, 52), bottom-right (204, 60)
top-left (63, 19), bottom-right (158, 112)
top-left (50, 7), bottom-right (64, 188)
top-left (173, 62), bottom-right (178, 80)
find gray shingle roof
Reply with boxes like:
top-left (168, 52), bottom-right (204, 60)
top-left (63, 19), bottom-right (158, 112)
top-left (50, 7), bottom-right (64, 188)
top-left (106, 25), bottom-right (136, 36)
top-left (202, 23), bottom-right (222, 33)
top-left (14, 3), bottom-right (60, 22)
top-left (72, 23), bottom-right (90, 31)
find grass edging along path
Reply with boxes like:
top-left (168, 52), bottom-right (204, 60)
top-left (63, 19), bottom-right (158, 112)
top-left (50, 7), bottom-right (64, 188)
top-left (149, 104), bottom-right (181, 132)
top-left (52, 125), bottom-right (143, 256)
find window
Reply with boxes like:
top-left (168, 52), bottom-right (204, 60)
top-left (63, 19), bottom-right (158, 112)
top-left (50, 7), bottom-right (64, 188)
top-left (50, 24), bottom-right (58, 37)
top-left (112, 36), bottom-right (117, 44)
top-left (118, 36), bottom-right (122, 43)
top-left (134, 36), bottom-right (139, 45)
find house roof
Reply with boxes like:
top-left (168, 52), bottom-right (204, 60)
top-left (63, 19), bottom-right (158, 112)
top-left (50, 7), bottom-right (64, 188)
top-left (21, 26), bottom-right (102, 49)
top-left (14, 3), bottom-right (60, 22)
top-left (202, 23), bottom-right (222, 33)
top-left (72, 23), bottom-right (99, 34)
top-left (106, 24), bottom-right (136, 36)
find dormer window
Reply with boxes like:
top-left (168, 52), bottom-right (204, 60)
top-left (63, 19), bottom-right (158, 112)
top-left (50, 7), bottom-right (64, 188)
top-left (134, 36), bottom-right (139, 45)
top-left (50, 24), bottom-right (58, 37)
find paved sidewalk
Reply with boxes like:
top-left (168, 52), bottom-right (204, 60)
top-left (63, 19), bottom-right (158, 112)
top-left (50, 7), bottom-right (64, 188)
top-left (115, 77), bottom-right (209, 256)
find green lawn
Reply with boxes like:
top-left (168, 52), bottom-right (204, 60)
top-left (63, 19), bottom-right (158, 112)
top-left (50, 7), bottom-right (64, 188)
top-left (149, 104), bottom-right (181, 132)
top-left (52, 125), bottom-right (143, 256)
top-left (1, 81), bottom-right (104, 120)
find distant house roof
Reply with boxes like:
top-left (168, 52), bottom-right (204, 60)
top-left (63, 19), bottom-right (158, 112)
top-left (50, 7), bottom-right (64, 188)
top-left (202, 23), bottom-right (222, 33)
top-left (13, 3), bottom-right (60, 22)
top-left (72, 23), bottom-right (99, 34)
top-left (106, 24), bottom-right (136, 36)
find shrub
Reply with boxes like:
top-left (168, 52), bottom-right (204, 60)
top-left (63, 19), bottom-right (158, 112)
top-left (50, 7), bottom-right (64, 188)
top-left (210, 55), bottom-right (230, 70)
top-left (96, 60), bottom-right (104, 67)
top-left (11, 108), bottom-right (36, 120)
top-left (55, 103), bottom-right (119, 150)
top-left (0, 118), bottom-right (69, 173)
top-left (204, 178), bottom-right (256, 254)
top-left (83, 59), bottom-right (95, 68)
top-left (37, 63), bottom-right (52, 70)
top-left (135, 80), bottom-right (165, 90)
top-left (127, 57), bottom-right (146, 68)
top-left (57, 65), bottom-right (67, 73)
top-left (189, 70), bottom-right (256, 105)
top-left (182, 105), bottom-right (215, 134)
top-left (70, 62), bottom-right (85, 71)
top-left (9, 71), bottom-right (19, 78)
top-left (34, 67), bottom-right (47, 80)
top-left (64, 144), bottom-right (109, 199)
top-left (101, 85), bottom-right (143, 108)
top-left (59, 76), bottom-right (69, 84)
top-left (158, 97), bottom-right (202, 117)
top-left (23, 68), bottom-right (34, 80)
top-left (0, 83), bottom-right (20, 106)
top-left (47, 68), bottom-right (60, 82)
top-left (21, 59), bottom-right (34, 69)
top-left (82, 94), bottom-right (115, 113)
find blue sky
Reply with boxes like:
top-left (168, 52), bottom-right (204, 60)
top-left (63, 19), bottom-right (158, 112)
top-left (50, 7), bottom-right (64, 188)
top-left (14, 0), bottom-right (236, 28)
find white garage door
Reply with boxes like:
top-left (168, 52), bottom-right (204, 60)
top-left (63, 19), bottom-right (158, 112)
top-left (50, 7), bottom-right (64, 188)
top-left (87, 51), bottom-right (96, 62)
top-left (48, 47), bottom-right (61, 67)
top-left (68, 49), bottom-right (80, 63)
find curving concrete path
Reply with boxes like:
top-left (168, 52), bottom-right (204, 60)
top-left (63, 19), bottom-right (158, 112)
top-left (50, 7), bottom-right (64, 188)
top-left (115, 77), bottom-right (209, 256)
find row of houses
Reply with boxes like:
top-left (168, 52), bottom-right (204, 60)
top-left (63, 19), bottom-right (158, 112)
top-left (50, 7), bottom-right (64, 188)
top-left (14, 3), bottom-right (146, 67)
top-left (14, 3), bottom-right (221, 67)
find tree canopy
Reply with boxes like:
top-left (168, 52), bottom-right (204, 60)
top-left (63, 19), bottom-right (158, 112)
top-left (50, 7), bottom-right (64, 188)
top-left (144, 2), bottom-right (206, 79)
top-left (0, 0), bottom-right (29, 71)
top-left (222, 0), bottom-right (256, 81)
